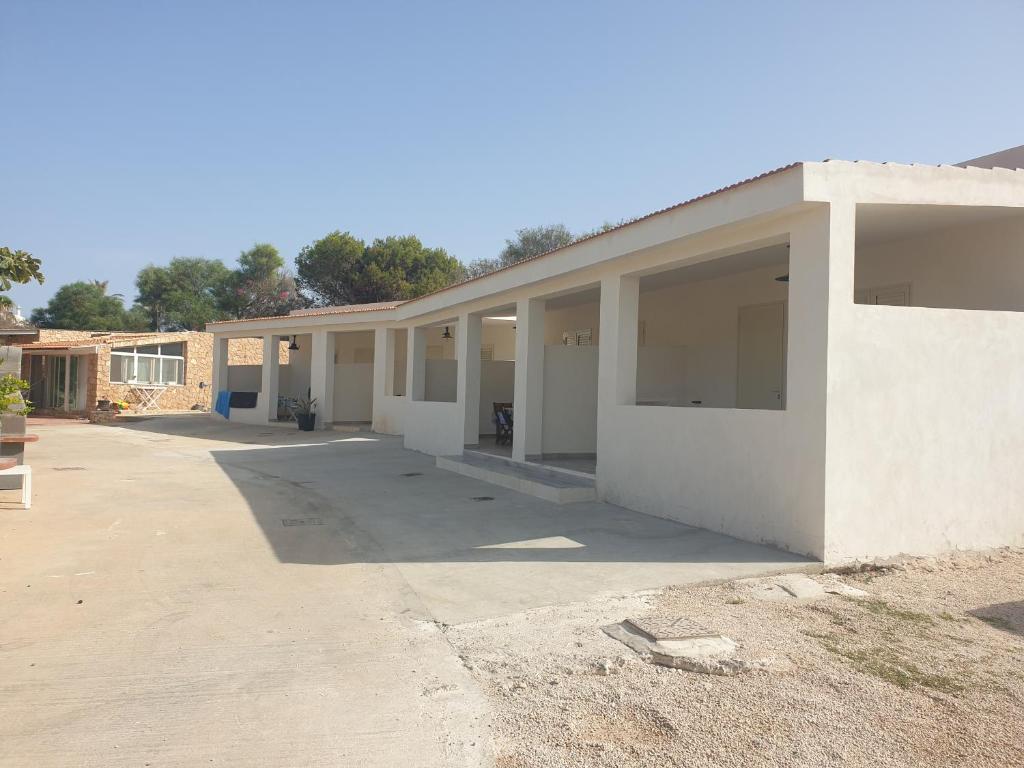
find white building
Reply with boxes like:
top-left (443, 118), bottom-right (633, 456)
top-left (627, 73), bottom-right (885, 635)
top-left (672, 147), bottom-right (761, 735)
top-left (208, 154), bottom-right (1024, 564)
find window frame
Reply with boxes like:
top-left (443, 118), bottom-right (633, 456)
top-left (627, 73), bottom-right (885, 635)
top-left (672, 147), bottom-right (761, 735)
top-left (110, 343), bottom-right (186, 386)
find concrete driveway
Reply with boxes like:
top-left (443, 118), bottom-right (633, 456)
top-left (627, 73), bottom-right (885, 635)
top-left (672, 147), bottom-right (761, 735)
top-left (0, 416), bottom-right (811, 767)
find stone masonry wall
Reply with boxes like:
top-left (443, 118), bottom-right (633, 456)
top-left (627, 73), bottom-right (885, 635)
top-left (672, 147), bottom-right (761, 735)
top-left (227, 337), bottom-right (288, 365)
top-left (96, 332), bottom-right (214, 411)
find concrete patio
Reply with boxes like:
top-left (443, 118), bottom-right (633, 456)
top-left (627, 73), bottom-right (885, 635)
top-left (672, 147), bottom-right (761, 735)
top-left (0, 415), bottom-right (812, 767)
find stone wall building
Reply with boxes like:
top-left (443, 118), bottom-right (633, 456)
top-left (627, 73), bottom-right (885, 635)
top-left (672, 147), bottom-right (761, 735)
top-left (15, 330), bottom-right (267, 415)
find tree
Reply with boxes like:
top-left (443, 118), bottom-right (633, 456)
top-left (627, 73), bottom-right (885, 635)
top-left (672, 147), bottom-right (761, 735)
top-left (499, 223), bottom-right (575, 266)
top-left (357, 235), bottom-right (464, 303)
top-left (294, 231), bottom-right (366, 306)
top-left (135, 257), bottom-right (231, 331)
top-left (0, 246), bottom-right (44, 291)
top-left (464, 224), bottom-right (576, 278)
top-left (30, 281), bottom-right (148, 331)
top-left (218, 243), bottom-right (303, 319)
top-left (296, 232), bottom-right (464, 306)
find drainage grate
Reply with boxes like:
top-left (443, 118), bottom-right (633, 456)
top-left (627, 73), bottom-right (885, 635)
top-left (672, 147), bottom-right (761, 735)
top-left (401, 472), bottom-right (423, 477)
top-left (53, 467), bottom-right (87, 472)
top-left (472, 496), bottom-right (495, 502)
top-left (281, 517), bottom-right (324, 527)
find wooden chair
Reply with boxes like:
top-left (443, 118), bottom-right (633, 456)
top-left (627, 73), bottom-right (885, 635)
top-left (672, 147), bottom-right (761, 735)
top-left (493, 402), bottom-right (513, 446)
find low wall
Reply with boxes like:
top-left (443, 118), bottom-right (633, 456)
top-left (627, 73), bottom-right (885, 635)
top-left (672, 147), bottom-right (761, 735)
top-left (228, 392), bottom-right (268, 425)
top-left (597, 404), bottom-right (826, 558)
top-left (373, 394), bottom-right (405, 435)
top-left (824, 305), bottom-right (1024, 561)
top-left (403, 400), bottom-right (463, 455)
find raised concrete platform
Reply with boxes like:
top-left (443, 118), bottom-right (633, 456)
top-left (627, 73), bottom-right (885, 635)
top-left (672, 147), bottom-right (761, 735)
top-left (436, 450), bottom-right (597, 504)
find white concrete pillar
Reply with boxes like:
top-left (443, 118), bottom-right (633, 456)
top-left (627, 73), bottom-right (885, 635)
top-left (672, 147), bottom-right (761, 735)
top-left (261, 335), bottom-right (280, 422)
top-left (512, 298), bottom-right (545, 461)
top-left (380, 328), bottom-right (395, 397)
top-left (457, 314), bottom-right (482, 445)
top-left (309, 330), bottom-right (335, 429)
top-left (372, 327), bottom-right (388, 429)
top-left (408, 326), bottom-right (427, 401)
top-left (597, 274), bottom-right (640, 408)
top-left (211, 336), bottom-right (229, 396)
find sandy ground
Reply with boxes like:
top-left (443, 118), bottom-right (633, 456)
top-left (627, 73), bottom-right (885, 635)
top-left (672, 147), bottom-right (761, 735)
top-left (446, 549), bottom-right (1024, 768)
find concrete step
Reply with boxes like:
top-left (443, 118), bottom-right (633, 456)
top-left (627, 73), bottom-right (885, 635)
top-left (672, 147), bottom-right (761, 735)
top-left (436, 451), bottom-right (596, 504)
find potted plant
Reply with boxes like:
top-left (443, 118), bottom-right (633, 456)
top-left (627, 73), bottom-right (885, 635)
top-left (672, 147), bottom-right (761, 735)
top-left (293, 397), bottom-right (317, 431)
top-left (0, 373), bottom-right (33, 434)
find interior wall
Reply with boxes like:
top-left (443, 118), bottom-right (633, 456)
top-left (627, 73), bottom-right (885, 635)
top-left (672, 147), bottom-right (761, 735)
top-left (333, 363), bottom-right (373, 422)
top-left (425, 359), bottom-right (457, 402)
top-left (283, 335), bottom-right (312, 399)
top-left (636, 347), bottom-right (688, 405)
top-left (855, 213), bottom-right (1024, 311)
top-left (637, 264), bottom-right (788, 408)
top-left (545, 302), bottom-right (601, 346)
top-left (542, 345), bottom-right (598, 454)
top-left (334, 331), bottom-right (376, 363)
top-left (423, 326), bottom-right (457, 359)
top-left (481, 322), bottom-right (516, 360)
top-left (227, 365), bottom-right (261, 392)
top-left (478, 360), bottom-right (515, 435)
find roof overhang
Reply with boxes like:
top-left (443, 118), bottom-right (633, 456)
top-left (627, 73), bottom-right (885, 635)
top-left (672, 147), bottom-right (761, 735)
top-left (21, 345), bottom-right (100, 355)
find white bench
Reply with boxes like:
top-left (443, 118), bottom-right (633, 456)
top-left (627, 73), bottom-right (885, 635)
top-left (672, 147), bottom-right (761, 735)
top-left (0, 465), bottom-right (31, 509)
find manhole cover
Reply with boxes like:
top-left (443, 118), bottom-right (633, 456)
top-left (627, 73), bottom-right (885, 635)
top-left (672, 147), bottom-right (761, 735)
top-left (624, 617), bottom-right (718, 642)
top-left (472, 496), bottom-right (495, 502)
top-left (281, 518), bottom-right (324, 527)
top-left (401, 472), bottom-right (423, 477)
top-left (53, 467), bottom-right (87, 472)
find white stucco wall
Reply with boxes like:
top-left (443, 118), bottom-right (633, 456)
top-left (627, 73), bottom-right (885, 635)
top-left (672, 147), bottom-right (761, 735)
top-left (209, 162), bottom-right (1024, 562)
top-left (825, 305), bottom-right (1024, 560)
top-left (543, 345), bottom-right (599, 454)
top-left (636, 346), bottom-right (688, 406)
top-left (333, 363), bottom-right (373, 422)
top-left (638, 264), bottom-right (789, 408)
top-left (334, 331), bottom-right (376, 362)
top-left (545, 303), bottom-right (601, 346)
top-left (597, 208), bottom-right (830, 557)
top-left (229, 392), bottom-right (269, 425)
top-left (855, 213), bottom-right (1024, 312)
top-left (425, 359), bottom-right (457, 402)
top-left (403, 401), bottom-right (463, 455)
top-left (481, 322), bottom-right (516, 360)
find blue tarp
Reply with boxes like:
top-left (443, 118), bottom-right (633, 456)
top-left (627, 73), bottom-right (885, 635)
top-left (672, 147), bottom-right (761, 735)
top-left (214, 390), bottom-right (231, 419)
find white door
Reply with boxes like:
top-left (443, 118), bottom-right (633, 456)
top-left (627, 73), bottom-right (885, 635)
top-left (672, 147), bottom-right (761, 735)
top-left (736, 302), bottom-right (786, 410)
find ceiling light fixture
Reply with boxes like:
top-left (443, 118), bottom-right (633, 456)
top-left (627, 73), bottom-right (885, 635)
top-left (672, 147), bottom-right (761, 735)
top-left (288, 335), bottom-right (300, 350)
top-left (441, 326), bottom-right (454, 340)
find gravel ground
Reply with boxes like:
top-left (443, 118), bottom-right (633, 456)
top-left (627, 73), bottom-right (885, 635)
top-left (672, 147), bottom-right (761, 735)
top-left (445, 549), bottom-right (1024, 768)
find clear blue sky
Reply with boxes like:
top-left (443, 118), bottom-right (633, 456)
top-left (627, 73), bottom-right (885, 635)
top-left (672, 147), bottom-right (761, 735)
top-left (2, 0), bottom-right (1021, 314)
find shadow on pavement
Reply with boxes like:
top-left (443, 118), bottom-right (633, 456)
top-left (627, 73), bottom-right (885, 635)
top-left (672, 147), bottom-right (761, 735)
top-left (109, 414), bottom-right (813, 570)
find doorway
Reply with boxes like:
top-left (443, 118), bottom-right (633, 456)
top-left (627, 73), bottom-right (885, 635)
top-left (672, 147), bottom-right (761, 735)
top-left (736, 301), bottom-right (786, 410)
